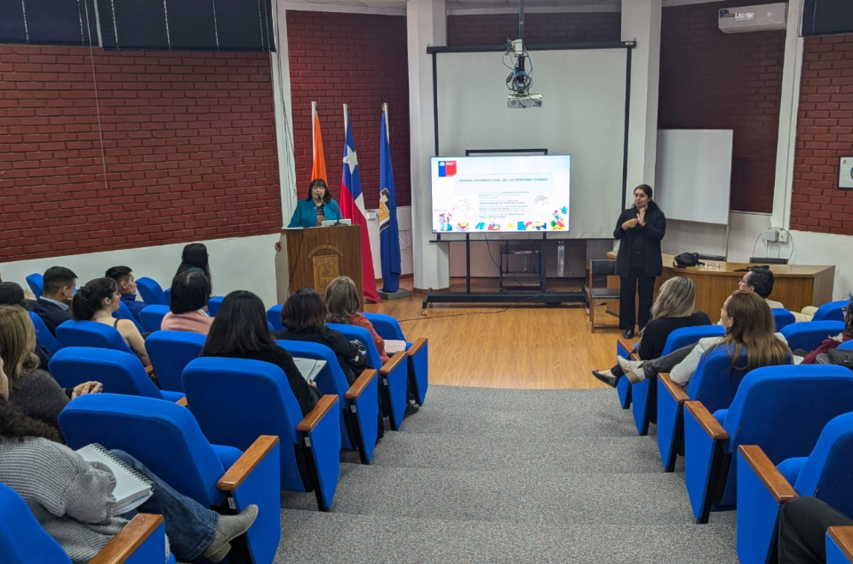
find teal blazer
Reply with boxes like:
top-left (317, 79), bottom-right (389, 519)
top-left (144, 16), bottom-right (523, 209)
top-left (288, 199), bottom-right (343, 228)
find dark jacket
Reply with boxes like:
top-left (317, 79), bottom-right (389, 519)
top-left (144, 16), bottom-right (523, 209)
top-left (120, 294), bottom-right (148, 320)
top-left (614, 201), bottom-right (666, 278)
top-left (637, 312), bottom-right (713, 360)
top-left (32, 298), bottom-right (71, 336)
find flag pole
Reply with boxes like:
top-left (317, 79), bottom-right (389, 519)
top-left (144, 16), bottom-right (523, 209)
top-left (343, 103), bottom-right (349, 135)
top-left (311, 101), bottom-right (317, 154)
top-left (382, 102), bottom-right (389, 140)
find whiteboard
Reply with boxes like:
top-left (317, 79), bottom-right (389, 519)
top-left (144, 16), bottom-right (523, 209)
top-left (654, 130), bottom-right (733, 226)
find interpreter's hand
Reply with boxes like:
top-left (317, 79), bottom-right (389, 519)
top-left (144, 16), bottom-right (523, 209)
top-left (274, 241), bottom-right (282, 253)
top-left (71, 381), bottom-right (103, 399)
top-left (622, 218), bottom-right (639, 230)
top-left (638, 208), bottom-right (646, 227)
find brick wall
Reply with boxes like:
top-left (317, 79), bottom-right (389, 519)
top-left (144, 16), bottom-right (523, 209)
top-left (447, 12), bottom-right (621, 46)
top-left (658, 1), bottom-right (786, 213)
top-left (790, 35), bottom-right (853, 234)
top-left (286, 11), bottom-right (410, 209)
top-left (0, 46), bottom-right (280, 263)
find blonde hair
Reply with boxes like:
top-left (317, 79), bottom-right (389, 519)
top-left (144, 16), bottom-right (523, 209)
top-left (651, 277), bottom-right (696, 320)
top-left (0, 306), bottom-right (40, 386)
top-left (325, 276), bottom-right (360, 324)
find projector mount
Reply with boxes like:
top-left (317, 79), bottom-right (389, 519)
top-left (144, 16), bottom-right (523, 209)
top-left (505, 0), bottom-right (542, 108)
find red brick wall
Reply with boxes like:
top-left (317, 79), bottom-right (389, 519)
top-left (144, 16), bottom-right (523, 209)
top-left (286, 11), bottom-right (410, 209)
top-left (790, 35), bottom-right (853, 234)
top-left (447, 12), bottom-right (621, 46)
top-left (658, 1), bottom-right (786, 213)
top-left (0, 46), bottom-right (280, 263)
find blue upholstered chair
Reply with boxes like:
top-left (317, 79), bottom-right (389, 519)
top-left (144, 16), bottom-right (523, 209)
top-left (683, 365), bottom-right (853, 524)
top-left (657, 346), bottom-right (752, 472)
top-left (207, 295), bottom-right (223, 316)
top-left (827, 527), bottom-right (853, 563)
top-left (772, 308), bottom-right (797, 331)
top-left (737, 411), bottom-right (853, 564)
top-left (615, 338), bottom-right (634, 409)
top-left (630, 325), bottom-right (725, 436)
top-left (29, 311), bottom-right (62, 355)
top-left (840, 341), bottom-right (853, 352)
top-left (136, 277), bottom-right (168, 306)
top-left (146, 331), bottom-right (206, 392)
top-left (25, 273), bottom-right (43, 299)
top-left (267, 304), bottom-right (284, 331)
top-left (59, 394), bottom-right (281, 564)
top-left (0, 482), bottom-right (174, 564)
top-left (278, 340), bottom-right (379, 464)
top-left (139, 304), bottom-right (170, 333)
top-left (327, 322), bottom-right (409, 431)
top-left (182, 357), bottom-right (341, 511)
top-left (782, 321), bottom-right (846, 353)
top-left (114, 301), bottom-right (145, 333)
top-left (814, 300), bottom-right (848, 322)
top-left (55, 319), bottom-right (135, 355)
top-left (49, 347), bottom-right (184, 403)
top-left (363, 312), bottom-right (429, 406)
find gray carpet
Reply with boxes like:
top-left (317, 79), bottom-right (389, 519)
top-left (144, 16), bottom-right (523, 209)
top-left (274, 386), bottom-right (739, 563)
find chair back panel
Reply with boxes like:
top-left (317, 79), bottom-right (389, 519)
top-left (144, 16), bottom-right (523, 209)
top-left (55, 320), bottom-right (134, 355)
top-left (0, 483), bottom-right (70, 563)
top-left (662, 325), bottom-right (725, 356)
top-left (138, 305), bottom-right (169, 333)
top-left (25, 273), bottom-right (44, 299)
top-left (59, 394), bottom-right (227, 506)
top-left (588, 259), bottom-right (617, 288)
top-left (114, 301), bottom-right (145, 333)
top-left (49, 347), bottom-right (162, 398)
top-left (362, 312), bottom-right (406, 341)
top-left (782, 321), bottom-right (847, 353)
top-left (813, 300), bottom-right (848, 323)
top-left (29, 311), bottom-right (62, 354)
top-left (136, 277), bottom-right (167, 306)
top-left (267, 305), bottom-right (284, 331)
top-left (207, 296), bottom-right (223, 316)
top-left (685, 346), bottom-right (751, 414)
top-left (794, 412), bottom-right (853, 518)
top-left (772, 309), bottom-right (797, 332)
top-left (146, 331), bottom-right (206, 392)
top-left (327, 323), bottom-right (383, 368)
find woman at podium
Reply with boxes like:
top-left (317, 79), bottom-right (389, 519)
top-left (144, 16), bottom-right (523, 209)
top-left (287, 178), bottom-right (343, 228)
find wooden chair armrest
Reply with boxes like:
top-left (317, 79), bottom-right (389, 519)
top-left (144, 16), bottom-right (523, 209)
top-left (828, 526), bottom-right (853, 560)
top-left (89, 513), bottom-right (165, 564)
top-left (738, 445), bottom-right (798, 503)
top-left (145, 365), bottom-right (155, 377)
top-left (617, 339), bottom-right (635, 355)
top-left (684, 401), bottom-right (729, 440)
top-left (296, 394), bottom-right (338, 432)
top-left (406, 337), bottom-right (427, 357)
top-left (217, 435), bottom-right (280, 492)
top-left (660, 373), bottom-right (689, 403)
top-left (379, 352), bottom-right (406, 376)
top-left (176, 397), bottom-right (188, 407)
top-left (345, 369), bottom-right (377, 400)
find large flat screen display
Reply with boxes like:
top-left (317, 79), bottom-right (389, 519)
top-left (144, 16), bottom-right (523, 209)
top-left (430, 155), bottom-right (571, 234)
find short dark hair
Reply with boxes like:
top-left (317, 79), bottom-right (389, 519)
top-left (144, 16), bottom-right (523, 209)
top-left (0, 283), bottom-right (25, 307)
top-left (170, 270), bottom-right (211, 314)
top-left (747, 267), bottom-right (775, 299)
top-left (71, 278), bottom-right (117, 321)
top-left (634, 184), bottom-right (653, 199)
top-left (202, 291), bottom-right (273, 357)
top-left (105, 266), bottom-right (133, 284)
top-left (42, 266), bottom-right (77, 296)
top-left (305, 178), bottom-right (332, 203)
top-left (281, 288), bottom-right (328, 331)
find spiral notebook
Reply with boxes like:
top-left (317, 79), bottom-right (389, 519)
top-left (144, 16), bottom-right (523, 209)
top-left (77, 443), bottom-right (154, 515)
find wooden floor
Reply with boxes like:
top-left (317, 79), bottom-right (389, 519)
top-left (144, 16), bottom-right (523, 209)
top-left (365, 278), bottom-right (630, 390)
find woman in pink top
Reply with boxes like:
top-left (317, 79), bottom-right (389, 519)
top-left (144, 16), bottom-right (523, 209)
top-left (161, 270), bottom-right (214, 335)
top-left (325, 276), bottom-right (389, 364)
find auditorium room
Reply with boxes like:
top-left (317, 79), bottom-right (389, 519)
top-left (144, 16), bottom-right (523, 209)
top-left (3, 0), bottom-right (853, 562)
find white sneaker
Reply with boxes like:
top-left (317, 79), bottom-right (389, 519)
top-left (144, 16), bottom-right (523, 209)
top-left (617, 356), bottom-right (646, 383)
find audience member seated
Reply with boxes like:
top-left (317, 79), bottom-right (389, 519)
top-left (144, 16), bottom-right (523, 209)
top-left (799, 296), bottom-right (853, 364)
top-left (769, 497), bottom-right (853, 564)
top-left (739, 267), bottom-right (816, 322)
top-left (161, 271), bottom-right (214, 335)
top-left (32, 266), bottom-right (77, 336)
top-left (71, 278), bottom-right (151, 368)
top-left (201, 290), bottom-right (320, 415)
top-left (592, 277), bottom-right (711, 387)
top-left (0, 281), bottom-right (37, 311)
top-left (619, 291), bottom-right (791, 387)
top-left (0, 363), bottom-right (258, 563)
top-left (0, 306), bottom-right (101, 430)
top-left (104, 266), bottom-right (147, 319)
top-left (275, 288), bottom-right (365, 386)
top-left (175, 243), bottom-right (213, 292)
top-left (325, 275), bottom-right (389, 364)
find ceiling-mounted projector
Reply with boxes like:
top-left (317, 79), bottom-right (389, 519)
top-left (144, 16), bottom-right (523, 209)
top-left (507, 93), bottom-right (543, 109)
top-left (503, 0), bottom-right (542, 109)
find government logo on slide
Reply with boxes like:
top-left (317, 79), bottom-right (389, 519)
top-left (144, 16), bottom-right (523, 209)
top-left (438, 161), bottom-right (457, 177)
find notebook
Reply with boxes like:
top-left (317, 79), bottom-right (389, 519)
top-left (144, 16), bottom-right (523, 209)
top-left (384, 340), bottom-right (407, 354)
top-left (293, 357), bottom-right (326, 384)
top-left (77, 443), bottom-right (154, 515)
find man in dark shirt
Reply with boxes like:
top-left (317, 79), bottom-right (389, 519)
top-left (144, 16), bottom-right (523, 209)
top-left (31, 267), bottom-right (77, 336)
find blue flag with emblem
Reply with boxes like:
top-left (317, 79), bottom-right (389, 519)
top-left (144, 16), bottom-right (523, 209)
top-left (379, 105), bottom-right (401, 293)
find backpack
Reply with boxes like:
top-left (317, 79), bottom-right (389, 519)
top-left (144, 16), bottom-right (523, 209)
top-left (673, 252), bottom-right (703, 268)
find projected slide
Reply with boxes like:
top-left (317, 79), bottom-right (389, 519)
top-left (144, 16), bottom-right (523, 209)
top-left (431, 155), bottom-right (570, 233)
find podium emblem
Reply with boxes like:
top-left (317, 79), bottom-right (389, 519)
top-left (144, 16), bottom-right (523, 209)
top-left (312, 255), bottom-right (340, 295)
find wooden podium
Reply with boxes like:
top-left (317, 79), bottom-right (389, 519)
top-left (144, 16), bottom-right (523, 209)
top-left (281, 225), bottom-right (363, 309)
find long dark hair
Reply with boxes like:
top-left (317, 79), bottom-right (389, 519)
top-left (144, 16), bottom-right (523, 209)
top-left (71, 278), bottom-right (117, 321)
top-left (170, 270), bottom-right (211, 314)
top-left (202, 291), bottom-right (273, 357)
top-left (176, 243), bottom-right (212, 289)
top-left (281, 288), bottom-right (327, 331)
top-left (0, 396), bottom-right (63, 443)
top-left (305, 178), bottom-right (332, 204)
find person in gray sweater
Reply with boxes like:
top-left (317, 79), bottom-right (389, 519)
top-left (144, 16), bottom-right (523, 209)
top-left (0, 350), bottom-right (258, 563)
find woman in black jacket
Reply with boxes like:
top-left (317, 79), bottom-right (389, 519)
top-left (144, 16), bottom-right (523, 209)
top-left (614, 184), bottom-right (666, 339)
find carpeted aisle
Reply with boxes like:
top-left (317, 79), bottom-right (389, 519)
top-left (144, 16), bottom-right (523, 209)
top-left (275, 386), bottom-right (738, 563)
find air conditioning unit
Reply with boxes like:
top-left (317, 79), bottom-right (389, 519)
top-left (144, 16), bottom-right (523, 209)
top-left (718, 3), bottom-right (787, 34)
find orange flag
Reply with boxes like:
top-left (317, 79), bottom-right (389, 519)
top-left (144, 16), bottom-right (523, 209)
top-left (311, 106), bottom-right (328, 184)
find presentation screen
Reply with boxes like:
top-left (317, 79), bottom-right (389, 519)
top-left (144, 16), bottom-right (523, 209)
top-left (430, 155), bottom-right (570, 234)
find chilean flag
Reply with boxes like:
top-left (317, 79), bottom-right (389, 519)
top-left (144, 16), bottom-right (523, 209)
top-left (339, 112), bottom-right (379, 303)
